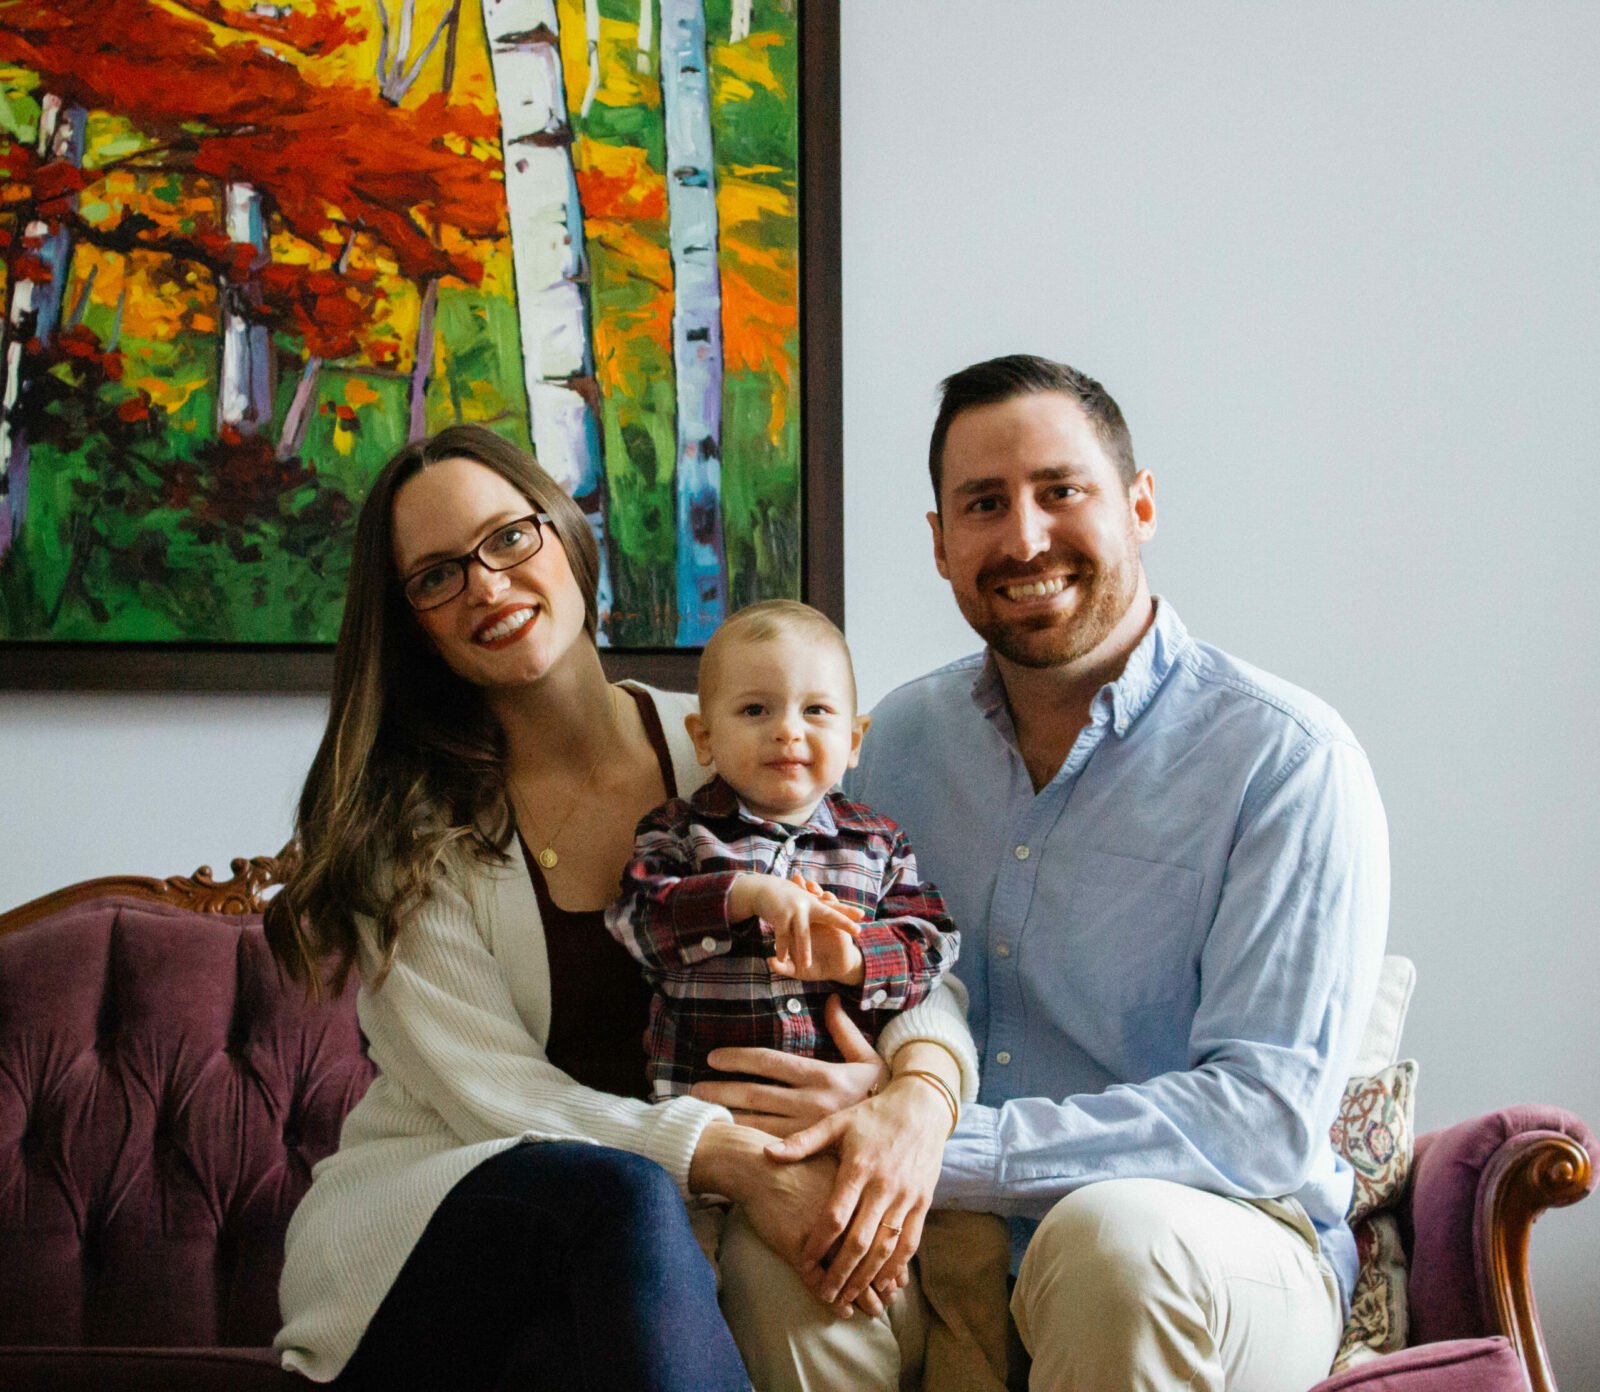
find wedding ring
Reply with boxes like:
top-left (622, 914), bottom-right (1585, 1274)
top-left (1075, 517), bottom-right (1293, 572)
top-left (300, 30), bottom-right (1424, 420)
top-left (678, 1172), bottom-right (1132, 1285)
top-left (879, 1221), bottom-right (902, 1235)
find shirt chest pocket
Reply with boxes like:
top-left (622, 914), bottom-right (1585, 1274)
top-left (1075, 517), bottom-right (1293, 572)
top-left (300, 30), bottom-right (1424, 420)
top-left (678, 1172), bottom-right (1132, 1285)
top-left (1060, 849), bottom-right (1204, 1010)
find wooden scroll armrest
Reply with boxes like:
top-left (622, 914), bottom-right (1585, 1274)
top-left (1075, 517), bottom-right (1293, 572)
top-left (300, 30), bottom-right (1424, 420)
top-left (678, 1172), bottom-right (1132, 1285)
top-left (1477, 1126), bottom-right (1594, 1392)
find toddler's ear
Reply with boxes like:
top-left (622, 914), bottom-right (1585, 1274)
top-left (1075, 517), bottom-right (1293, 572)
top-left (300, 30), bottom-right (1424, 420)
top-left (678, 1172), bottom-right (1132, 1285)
top-left (685, 711), bottom-right (715, 768)
top-left (846, 713), bottom-right (871, 768)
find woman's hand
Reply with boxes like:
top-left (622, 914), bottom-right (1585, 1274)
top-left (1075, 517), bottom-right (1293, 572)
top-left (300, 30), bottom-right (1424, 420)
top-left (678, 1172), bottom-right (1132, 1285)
top-left (689, 994), bottom-right (887, 1135)
top-left (688, 1120), bottom-right (887, 1320)
top-left (765, 1043), bottom-right (957, 1308)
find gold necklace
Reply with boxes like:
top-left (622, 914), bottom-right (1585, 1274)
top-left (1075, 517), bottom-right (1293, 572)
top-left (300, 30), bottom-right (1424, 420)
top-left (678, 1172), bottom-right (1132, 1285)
top-left (513, 687), bottom-right (618, 870)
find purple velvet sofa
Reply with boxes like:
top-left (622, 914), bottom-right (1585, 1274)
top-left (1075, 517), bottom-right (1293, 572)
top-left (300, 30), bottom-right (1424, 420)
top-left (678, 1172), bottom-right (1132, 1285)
top-left (1, 858), bottom-right (1594, 1391)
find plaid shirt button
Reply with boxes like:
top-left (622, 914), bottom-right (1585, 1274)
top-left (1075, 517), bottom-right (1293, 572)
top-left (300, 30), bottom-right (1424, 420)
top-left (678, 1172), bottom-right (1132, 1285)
top-left (786, 998), bottom-right (803, 1014)
top-left (700, 935), bottom-right (718, 953)
top-left (870, 989), bottom-right (888, 1005)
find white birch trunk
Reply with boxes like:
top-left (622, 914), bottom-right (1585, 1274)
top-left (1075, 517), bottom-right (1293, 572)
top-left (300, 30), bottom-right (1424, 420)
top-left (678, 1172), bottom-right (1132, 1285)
top-left (580, 0), bottom-right (601, 118)
top-left (0, 95), bottom-right (87, 558)
top-left (636, 0), bottom-right (653, 73)
top-left (660, 0), bottom-right (725, 643)
top-left (479, 0), bottom-right (613, 634)
top-left (730, 0), bottom-right (750, 44)
top-left (216, 182), bottom-right (273, 435)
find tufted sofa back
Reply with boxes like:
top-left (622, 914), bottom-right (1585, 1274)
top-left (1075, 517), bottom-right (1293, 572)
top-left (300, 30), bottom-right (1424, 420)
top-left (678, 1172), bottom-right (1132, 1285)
top-left (0, 896), bottom-right (373, 1350)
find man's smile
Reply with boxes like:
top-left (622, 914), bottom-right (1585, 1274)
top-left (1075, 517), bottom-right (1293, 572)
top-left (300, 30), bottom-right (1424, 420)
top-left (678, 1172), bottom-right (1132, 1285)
top-left (996, 574), bottom-right (1077, 603)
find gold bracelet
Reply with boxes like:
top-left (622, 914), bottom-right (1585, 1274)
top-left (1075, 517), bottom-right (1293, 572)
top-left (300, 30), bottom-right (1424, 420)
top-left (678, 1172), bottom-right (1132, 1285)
top-left (895, 1068), bottom-right (960, 1137)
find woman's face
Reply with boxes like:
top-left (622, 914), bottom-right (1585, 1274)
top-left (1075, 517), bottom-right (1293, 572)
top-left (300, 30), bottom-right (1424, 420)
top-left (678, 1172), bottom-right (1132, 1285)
top-left (391, 456), bottom-right (590, 689)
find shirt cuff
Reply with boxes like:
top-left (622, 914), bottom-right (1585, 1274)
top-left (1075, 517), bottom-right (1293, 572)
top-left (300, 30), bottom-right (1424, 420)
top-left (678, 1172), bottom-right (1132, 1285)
top-left (666, 871), bottom-right (745, 959)
top-left (853, 922), bottom-right (912, 1010)
top-left (932, 1102), bottom-right (1004, 1208)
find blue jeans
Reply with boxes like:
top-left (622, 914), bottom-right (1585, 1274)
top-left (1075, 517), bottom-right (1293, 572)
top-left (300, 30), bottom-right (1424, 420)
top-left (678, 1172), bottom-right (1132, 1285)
top-left (334, 1141), bottom-right (750, 1391)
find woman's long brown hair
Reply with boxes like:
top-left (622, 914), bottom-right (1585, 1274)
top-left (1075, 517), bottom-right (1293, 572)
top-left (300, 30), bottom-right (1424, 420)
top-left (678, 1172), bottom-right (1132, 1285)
top-left (264, 425), bottom-right (600, 998)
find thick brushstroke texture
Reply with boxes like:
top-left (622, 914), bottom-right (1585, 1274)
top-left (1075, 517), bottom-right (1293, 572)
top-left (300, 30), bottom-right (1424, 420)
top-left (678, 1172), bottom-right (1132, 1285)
top-left (0, 0), bottom-right (800, 648)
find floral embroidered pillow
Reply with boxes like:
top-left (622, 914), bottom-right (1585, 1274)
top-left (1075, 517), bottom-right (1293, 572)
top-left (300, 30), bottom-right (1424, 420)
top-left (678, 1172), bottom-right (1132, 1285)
top-left (1331, 1060), bottom-right (1418, 1225)
top-left (1333, 1212), bottom-right (1409, 1371)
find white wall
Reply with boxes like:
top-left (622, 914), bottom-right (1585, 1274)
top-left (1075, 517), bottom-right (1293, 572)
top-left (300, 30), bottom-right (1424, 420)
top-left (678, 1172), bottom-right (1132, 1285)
top-left (841, 2), bottom-right (1599, 1385)
top-left (2, 1), bottom-right (1596, 1382)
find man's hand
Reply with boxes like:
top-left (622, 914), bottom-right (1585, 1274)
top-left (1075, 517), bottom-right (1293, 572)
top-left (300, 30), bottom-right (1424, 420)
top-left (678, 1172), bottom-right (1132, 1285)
top-left (729, 872), bottom-right (865, 984)
top-left (691, 993), bottom-right (889, 1134)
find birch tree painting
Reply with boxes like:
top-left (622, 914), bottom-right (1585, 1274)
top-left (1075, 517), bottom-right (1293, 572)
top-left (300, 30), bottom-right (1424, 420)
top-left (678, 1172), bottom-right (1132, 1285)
top-left (480, 0), bottom-right (613, 633)
top-left (660, 0), bottom-right (725, 644)
top-left (0, 0), bottom-right (804, 651)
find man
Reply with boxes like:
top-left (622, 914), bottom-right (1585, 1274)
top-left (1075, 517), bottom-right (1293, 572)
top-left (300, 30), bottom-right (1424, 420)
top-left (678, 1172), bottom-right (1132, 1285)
top-left (850, 355), bottom-right (1388, 1390)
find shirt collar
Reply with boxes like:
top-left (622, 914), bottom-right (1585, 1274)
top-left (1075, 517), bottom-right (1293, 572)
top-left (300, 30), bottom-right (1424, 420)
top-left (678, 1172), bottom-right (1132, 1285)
top-left (969, 596), bottom-right (1191, 739)
top-left (690, 774), bottom-right (858, 837)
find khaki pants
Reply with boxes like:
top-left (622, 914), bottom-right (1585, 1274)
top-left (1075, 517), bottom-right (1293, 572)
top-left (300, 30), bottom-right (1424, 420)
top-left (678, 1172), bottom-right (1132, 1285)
top-left (691, 1200), bottom-right (929, 1392)
top-left (1011, 1179), bottom-right (1344, 1392)
top-left (918, 1209), bottom-right (1013, 1392)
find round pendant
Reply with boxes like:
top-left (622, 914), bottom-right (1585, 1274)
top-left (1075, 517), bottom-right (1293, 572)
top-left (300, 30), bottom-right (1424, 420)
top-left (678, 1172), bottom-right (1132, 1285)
top-left (537, 847), bottom-right (559, 870)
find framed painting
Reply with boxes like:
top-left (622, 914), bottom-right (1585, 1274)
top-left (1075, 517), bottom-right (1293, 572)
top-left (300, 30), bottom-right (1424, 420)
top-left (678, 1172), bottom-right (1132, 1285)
top-left (0, 0), bottom-right (839, 691)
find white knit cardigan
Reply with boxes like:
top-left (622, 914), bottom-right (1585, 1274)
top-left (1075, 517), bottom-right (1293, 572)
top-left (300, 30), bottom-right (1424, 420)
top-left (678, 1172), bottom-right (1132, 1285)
top-left (275, 685), bottom-right (978, 1382)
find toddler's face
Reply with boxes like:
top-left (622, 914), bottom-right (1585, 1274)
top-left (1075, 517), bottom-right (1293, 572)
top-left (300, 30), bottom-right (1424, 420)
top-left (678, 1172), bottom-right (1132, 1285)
top-left (688, 631), bottom-right (868, 824)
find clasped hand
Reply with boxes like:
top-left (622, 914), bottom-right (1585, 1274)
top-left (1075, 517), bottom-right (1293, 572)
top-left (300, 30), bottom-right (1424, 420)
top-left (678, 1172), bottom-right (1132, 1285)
top-left (691, 993), bottom-right (953, 1320)
top-left (729, 870), bottom-right (866, 985)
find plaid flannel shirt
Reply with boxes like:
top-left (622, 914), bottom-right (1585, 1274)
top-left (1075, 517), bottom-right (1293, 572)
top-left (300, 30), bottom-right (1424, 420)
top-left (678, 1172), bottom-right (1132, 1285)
top-left (605, 775), bottom-right (960, 1100)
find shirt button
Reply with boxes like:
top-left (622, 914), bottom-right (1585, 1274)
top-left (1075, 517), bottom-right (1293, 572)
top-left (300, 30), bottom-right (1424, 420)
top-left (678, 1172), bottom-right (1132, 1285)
top-left (786, 998), bottom-right (803, 1014)
top-left (1014, 845), bottom-right (1031, 861)
top-left (870, 988), bottom-right (888, 1006)
top-left (995, 1050), bottom-right (1013, 1065)
top-left (995, 942), bottom-right (1012, 959)
top-left (701, 935), bottom-right (719, 953)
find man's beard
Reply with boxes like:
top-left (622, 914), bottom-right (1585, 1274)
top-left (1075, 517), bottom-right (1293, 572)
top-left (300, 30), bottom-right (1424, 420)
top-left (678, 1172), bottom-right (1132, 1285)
top-left (960, 540), bottom-right (1141, 671)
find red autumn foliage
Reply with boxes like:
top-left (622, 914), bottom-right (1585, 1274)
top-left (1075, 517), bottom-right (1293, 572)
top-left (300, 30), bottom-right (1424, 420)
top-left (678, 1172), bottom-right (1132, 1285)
top-left (57, 324), bottom-right (101, 357)
top-left (576, 162), bottom-right (667, 223)
top-left (11, 251), bottom-right (53, 285)
top-left (193, 230), bottom-right (265, 280)
top-left (0, 0), bottom-right (500, 282)
top-left (0, 0), bottom-right (313, 131)
top-left (116, 394), bottom-right (150, 422)
top-left (166, 0), bottom-right (363, 59)
top-left (30, 158), bottom-right (86, 211)
top-left (0, 136), bottom-right (37, 183)
top-left (259, 259), bottom-right (369, 358)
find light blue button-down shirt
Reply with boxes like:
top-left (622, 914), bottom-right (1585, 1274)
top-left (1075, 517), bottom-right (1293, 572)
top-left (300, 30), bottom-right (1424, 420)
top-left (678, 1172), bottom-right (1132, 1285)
top-left (848, 600), bottom-right (1388, 1302)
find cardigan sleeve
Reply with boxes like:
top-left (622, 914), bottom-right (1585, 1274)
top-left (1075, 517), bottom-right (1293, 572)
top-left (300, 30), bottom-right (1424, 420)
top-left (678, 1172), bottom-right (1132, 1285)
top-left (876, 974), bottom-right (981, 1105)
top-left (356, 855), bottom-right (731, 1193)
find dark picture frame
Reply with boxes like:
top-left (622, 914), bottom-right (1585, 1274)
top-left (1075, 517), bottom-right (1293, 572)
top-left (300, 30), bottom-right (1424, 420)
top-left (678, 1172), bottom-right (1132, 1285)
top-left (0, 1), bottom-right (841, 693)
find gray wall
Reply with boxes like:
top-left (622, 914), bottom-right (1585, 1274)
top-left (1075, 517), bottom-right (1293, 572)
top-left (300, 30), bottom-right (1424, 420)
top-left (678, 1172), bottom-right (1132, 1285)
top-left (840, 3), bottom-right (1599, 1385)
top-left (2, 2), bottom-right (1595, 1382)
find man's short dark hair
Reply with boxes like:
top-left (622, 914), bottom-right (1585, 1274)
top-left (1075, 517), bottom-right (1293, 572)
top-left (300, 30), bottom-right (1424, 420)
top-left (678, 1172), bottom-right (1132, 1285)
top-left (928, 354), bottom-right (1137, 509)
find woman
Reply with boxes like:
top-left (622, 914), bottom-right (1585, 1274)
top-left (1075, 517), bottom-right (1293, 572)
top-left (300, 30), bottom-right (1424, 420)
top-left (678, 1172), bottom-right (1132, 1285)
top-left (264, 425), bottom-right (977, 1390)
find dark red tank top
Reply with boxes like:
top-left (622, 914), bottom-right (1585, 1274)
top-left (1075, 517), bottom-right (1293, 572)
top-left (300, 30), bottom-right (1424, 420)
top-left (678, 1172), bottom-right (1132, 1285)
top-left (519, 687), bottom-right (675, 1101)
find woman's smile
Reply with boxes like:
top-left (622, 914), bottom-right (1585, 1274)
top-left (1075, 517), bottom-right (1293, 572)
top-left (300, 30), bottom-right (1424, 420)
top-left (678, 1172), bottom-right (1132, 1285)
top-left (474, 604), bottom-right (539, 647)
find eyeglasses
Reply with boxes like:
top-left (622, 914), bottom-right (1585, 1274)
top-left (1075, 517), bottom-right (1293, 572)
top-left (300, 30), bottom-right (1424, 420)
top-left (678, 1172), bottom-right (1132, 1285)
top-left (401, 513), bottom-right (552, 611)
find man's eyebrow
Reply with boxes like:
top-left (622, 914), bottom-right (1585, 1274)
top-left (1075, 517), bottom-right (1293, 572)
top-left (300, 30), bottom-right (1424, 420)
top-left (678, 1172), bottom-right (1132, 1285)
top-left (950, 466), bottom-right (1086, 496)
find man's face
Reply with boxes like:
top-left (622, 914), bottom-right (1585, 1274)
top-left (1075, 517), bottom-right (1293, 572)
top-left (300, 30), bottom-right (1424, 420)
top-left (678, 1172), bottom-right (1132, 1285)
top-left (929, 392), bottom-right (1156, 670)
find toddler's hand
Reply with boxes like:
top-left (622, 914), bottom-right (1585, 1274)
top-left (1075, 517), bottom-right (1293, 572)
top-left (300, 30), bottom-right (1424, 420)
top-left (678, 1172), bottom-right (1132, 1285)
top-left (789, 871), bottom-right (867, 922)
top-left (769, 920), bottom-right (864, 985)
top-left (730, 873), bottom-right (865, 985)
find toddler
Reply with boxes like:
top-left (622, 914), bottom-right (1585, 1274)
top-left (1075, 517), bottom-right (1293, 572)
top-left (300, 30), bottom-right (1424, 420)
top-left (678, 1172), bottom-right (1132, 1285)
top-left (606, 600), bottom-right (1010, 1390)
